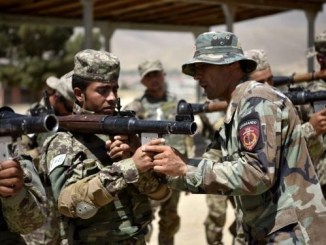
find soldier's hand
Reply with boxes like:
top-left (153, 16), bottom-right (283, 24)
top-left (106, 134), bottom-right (141, 160)
top-left (143, 141), bottom-right (188, 176)
top-left (132, 138), bottom-right (165, 173)
top-left (0, 160), bottom-right (24, 197)
top-left (309, 108), bottom-right (326, 135)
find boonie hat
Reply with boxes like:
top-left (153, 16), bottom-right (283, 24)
top-left (74, 49), bottom-right (120, 82)
top-left (182, 31), bottom-right (257, 77)
top-left (138, 59), bottom-right (164, 80)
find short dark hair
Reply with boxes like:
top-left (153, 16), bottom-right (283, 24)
top-left (72, 74), bottom-right (91, 92)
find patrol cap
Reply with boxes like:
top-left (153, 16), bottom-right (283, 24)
top-left (244, 49), bottom-right (270, 71)
top-left (59, 71), bottom-right (75, 102)
top-left (73, 49), bottom-right (120, 82)
top-left (182, 31), bottom-right (257, 77)
top-left (138, 59), bottom-right (164, 80)
top-left (244, 49), bottom-right (273, 84)
top-left (315, 31), bottom-right (326, 54)
top-left (45, 73), bottom-right (75, 102)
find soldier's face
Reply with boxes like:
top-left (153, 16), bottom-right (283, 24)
top-left (82, 81), bottom-right (119, 115)
top-left (141, 70), bottom-right (165, 97)
top-left (317, 53), bottom-right (326, 69)
top-left (194, 63), bottom-right (233, 101)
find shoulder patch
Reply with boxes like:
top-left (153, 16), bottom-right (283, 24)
top-left (49, 154), bottom-right (66, 174)
top-left (238, 118), bottom-right (260, 151)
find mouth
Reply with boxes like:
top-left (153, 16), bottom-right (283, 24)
top-left (102, 107), bottom-right (115, 114)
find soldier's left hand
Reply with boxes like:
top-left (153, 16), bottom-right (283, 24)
top-left (106, 134), bottom-right (141, 159)
top-left (0, 159), bottom-right (24, 197)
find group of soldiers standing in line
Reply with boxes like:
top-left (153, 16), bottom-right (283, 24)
top-left (0, 29), bottom-right (326, 245)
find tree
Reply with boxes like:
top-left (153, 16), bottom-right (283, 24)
top-left (0, 24), bottom-right (102, 102)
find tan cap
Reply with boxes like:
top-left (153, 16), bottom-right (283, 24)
top-left (138, 59), bottom-right (164, 80)
top-left (244, 49), bottom-right (273, 84)
top-left (45, 72), bottom-right (75, 102)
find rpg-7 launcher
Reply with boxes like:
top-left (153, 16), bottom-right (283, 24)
top-left (273, 69), bottom-right (326, 87)
top-left (57, 99), bottom-right (197, 144)
top-left (177, 100), bottom-right (228, 115)
top-left (285, 90), bottom-right (326, 112)
top-left (0, 106), bottom-right (58, 161)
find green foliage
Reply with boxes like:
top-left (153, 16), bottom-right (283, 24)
top-left (0, 24), bottom-right (104, 102)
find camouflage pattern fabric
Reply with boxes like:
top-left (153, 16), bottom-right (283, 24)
top-left (169, 80), bottom-right (326, 243)
top-left (315, 30), bottom-right (326, 54)
top-left (301, 80), bottom-right (326, 196)
top-left (74, 49), bottom-right (120, 82)
top-left (182, 31), bottom-right (257, 76)
top-left (125, 92), bottom-right (191, 245)
top-left (204, 194), bottom-right (228, 245)
top-left (138, 59), bottom-right (164, 80)
top-left (40, 104), bottom-right (168, 244)
top-left (22, 102), bottom-right (63, 245)
top-left (1, 157), bottom-right (46, 244)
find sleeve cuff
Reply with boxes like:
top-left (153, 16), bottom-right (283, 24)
top-left (1, 187), bottom-right (27, 207)
top-left (112, 158), bottom-right (139, 183)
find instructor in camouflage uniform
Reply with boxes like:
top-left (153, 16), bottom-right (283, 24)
top-left (0, 156), bottom-right (46, 244)
top-left (41, 49), bottom-right (171, 244)
top-left (144, 31), bottom-right (326, 243)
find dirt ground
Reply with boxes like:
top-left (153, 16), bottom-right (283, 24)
top-left (148, 193), bottom-right (235, 245)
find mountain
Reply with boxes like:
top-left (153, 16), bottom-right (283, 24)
top-left (112, 4), bottom-right (326, 76)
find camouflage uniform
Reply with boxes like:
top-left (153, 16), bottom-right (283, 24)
top-left (301, 31), bottom-right (326, 197)
top-left (23, 72), bottom-right (75, 245)
top-left (124, 59), bottom-right (193, 245)
top-left (41, 50), bottom-right (169, 244)
top-left (201, 117), bottom-right (236, 245)
top-left (169, 31), bottom-right (326, 244)
top-left (1, 157), bottom-right (46, 245)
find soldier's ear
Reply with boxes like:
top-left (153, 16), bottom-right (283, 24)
top-left (74, 87), bottom-right (84, 103)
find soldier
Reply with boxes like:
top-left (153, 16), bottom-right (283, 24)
top-left (124, 59), bottom-right (194, 245)
top-left (0, 157), bottom-right (46, 244)
top-left (23, 72), bottom-right (75, 245)
top-left (41, 49), bottom-right (171, 244)
top-left (245, 48), bottom-right (326, 192)
top-left (295, 31), bottom-right (326, 198)
top-left (144, 31), bottom-right (326, 243)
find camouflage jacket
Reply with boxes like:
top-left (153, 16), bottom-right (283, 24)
top-left (0, 157), bottom-right (46, 242)
top-left (124, 91), bottom-right (192, 156)
top-left (169, 80), bottom-right (326, 243)
top-left (301, 79), bottom-right (326, 187)
top-left (41, 104), bottom-right (168, 243)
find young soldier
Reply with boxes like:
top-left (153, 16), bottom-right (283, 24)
top-left (41, 49), bottom-right (170, 244)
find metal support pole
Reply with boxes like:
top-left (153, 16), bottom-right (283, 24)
top-left (81, 0), bottom-right (94, 49)
top-left (221, 4), bottom-right (237, 32)
top-left (305, 10), bottom-right (317, 72)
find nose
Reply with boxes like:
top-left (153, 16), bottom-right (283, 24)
top-left (106, 91), bottom-right (117, 102)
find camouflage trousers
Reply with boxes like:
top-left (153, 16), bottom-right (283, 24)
top-left (149, 189), bottom-right (181, 245)
top-left (205, 194), bottom-right (239, 245)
